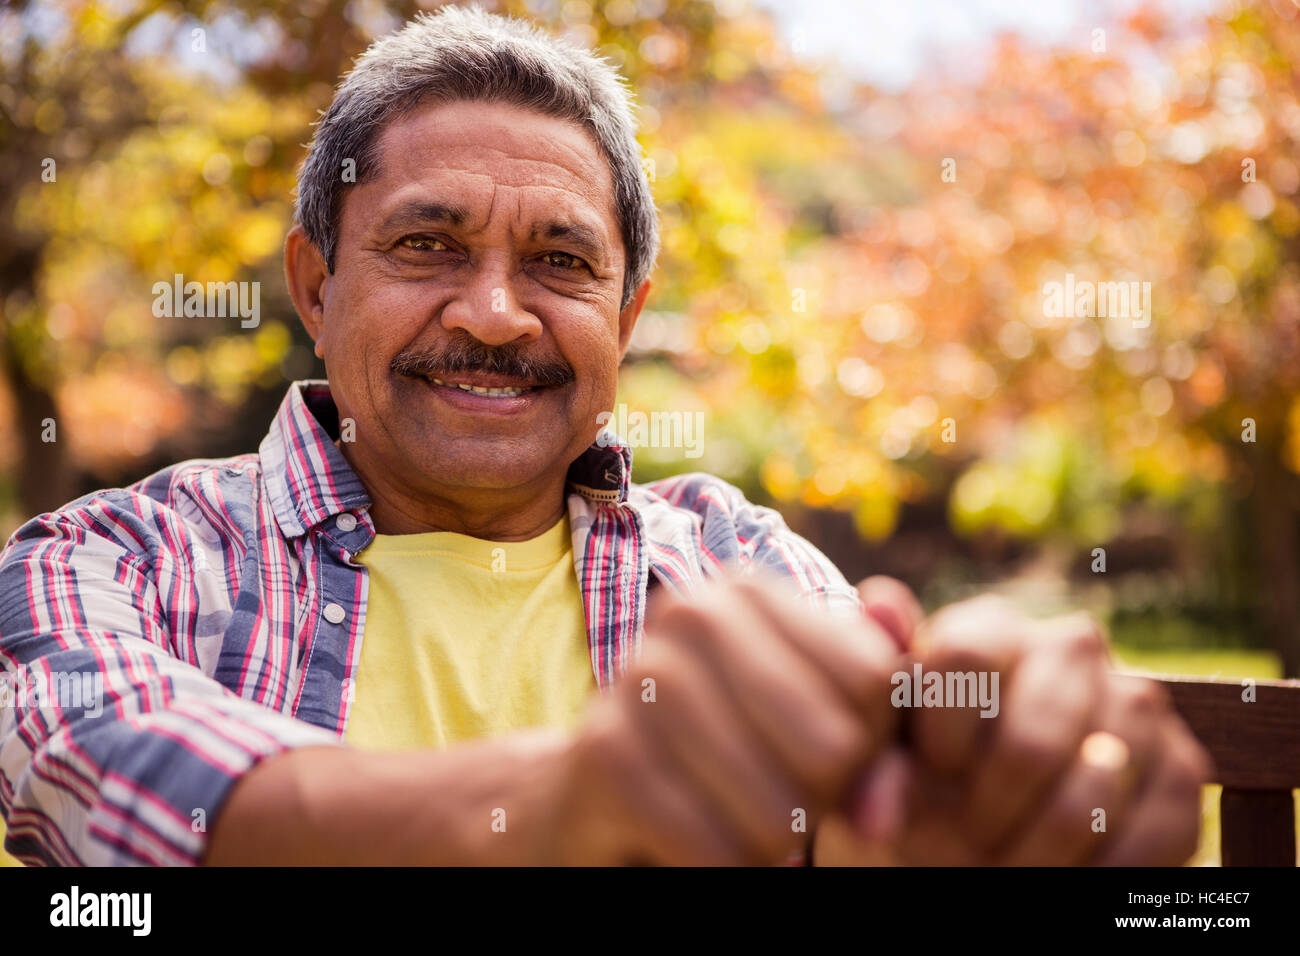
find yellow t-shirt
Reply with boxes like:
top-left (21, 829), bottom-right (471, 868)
top-left (343, 513), bottom-right (596, 751)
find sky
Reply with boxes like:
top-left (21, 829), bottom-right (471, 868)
top-left (752, 0), bottom-right (1227, 90)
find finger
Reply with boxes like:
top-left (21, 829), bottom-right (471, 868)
top-left (843, 745), bottom-right (912, 844)
top-left (1093, 713), bottom-right (1212, 866)
top-left (735, 575), bottom-right (902, 739)
top-left (995, 677), bottom-right (1167, 865)
top-left (858, 576), bottom-right (924, 652)
top-left (913, 593), bottom-right (1027, 658)
top-left (636, 638), bottom-right (806, 863)
top-left (808, 812), bottom-right (900, 866)
top-left (891, 763), bottom-right (983, 865)
top-left (585, 693), bottom-right (759, 865)
top-left (907, 596), bottom-right (1029, 775)
top-left (649, 585), bottom-right (875, 806)
top-left (960, 614), bottom-right (1108, 851)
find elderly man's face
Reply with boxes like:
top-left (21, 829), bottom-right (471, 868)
top-left (297, 100), bottom-right (644, 509)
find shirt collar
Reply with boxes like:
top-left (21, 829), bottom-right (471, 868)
top-left (259, 379), bottom-right (634, 539)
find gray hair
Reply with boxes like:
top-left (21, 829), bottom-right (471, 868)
top-left (294, 5), bottom-right (658, 309)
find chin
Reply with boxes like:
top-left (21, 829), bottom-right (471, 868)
top-left (419, 439), bottom-right (566, 490)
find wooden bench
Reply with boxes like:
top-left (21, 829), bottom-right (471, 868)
top-left (1153, 675), bottom-right (1300, 866)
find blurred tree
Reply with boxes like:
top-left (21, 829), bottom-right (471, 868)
top-left (781, 3), bottom-right (1300, 673)
top-left (1, 0), bottom-right (409, 518)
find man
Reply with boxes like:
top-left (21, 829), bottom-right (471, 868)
top-left (0, 7), bottom-right (1208, 866)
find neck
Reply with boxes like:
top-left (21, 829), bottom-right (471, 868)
top-left (337, 440), bottom-right (568, 540)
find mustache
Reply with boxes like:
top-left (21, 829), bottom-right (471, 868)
top-left (391, 336), bottom-right (575, 387)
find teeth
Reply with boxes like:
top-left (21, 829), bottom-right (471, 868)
top-left (430, 377), bottom-right (525, 398)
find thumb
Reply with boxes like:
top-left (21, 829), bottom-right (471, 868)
top-left (844, 745), bottom-right (913, 845)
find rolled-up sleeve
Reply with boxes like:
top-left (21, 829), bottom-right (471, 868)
top-left (667, 473), bottom-right (865, 618)
top-left (0, 507), bottom-right (340, 866)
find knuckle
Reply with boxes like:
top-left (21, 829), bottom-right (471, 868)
top-left (926, 596), bottom-right (1018, 642)
top-left (1112, 675), bottom-right (1170, 720)
top-left (858, 574), bottom-right (916, 608)
top-left (839, 636), bottom-right (897, 695)
top-left (651, 600), bottom-right (718, 644)
top-left (925, 645), bottom-right (995, 680)
top-left (799, 717), bottom-right (868, 795)
top-left (1057, 615), bottom-right (1107, 658)
top-left (960, 593), bottom-right (1019, 615)
top-left (636, 644), bottom-right (694, 705)
top-left (997, 728), bottom-right (1069, 781)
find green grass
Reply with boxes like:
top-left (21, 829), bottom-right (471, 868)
top-left (1109, 646), bottom-right (1282, 680)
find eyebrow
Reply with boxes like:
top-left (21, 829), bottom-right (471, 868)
top-left (534, 220), bottom-right (609, 262)
top-left (377, 200), bottom-right (469, 234)
top-left (377, 202), bottom-right (610, 261)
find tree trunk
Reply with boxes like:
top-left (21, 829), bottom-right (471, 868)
top-left (3, 342), bottom-right (74, 521)
top-left (1249, 446), bottom-right (1300, 678)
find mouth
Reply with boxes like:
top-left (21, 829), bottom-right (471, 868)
top-left (408, 372), bottom-right (556, 416)
top-left (426, 376), bottom-right (534, 398)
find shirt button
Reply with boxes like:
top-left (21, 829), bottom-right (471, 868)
top-left (335, 513), bottom-right (357, 532)
top-left (323, 602), bottom-right (346, 625)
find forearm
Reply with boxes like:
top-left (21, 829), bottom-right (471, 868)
top-left (204, 729), bottom-right (570, 865)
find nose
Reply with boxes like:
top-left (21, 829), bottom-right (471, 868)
top-left (440, 255), bottom-right (542, 347)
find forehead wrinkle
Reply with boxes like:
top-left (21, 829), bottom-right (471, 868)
top-left (402, 169), bottom-right (616, 249)
top-left (389, 101), bottom-right (608, 178)
top-left (381, 153), bottom-right (608, 220)
top-left (378, 115), bottom-right (605, 188)
top-left (383, 129), bottom-right (609, 196)
top-left (427, 144), bottom-right (600, 193)
top-left (372, 101), bottom-right (618, 200)
top-left (485, 179), bottom-right (499, 231)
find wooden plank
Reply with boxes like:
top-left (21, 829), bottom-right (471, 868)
top-left (1220, 788), bottom-right (1296, 866)
top-left (1144, 676), bottom-right (1300, 790)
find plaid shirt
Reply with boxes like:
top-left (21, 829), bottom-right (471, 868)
top-left (0, 379), bottom-right (862, 866)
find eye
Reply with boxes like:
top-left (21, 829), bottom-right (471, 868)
top-left (541, 251), bottom-right (585, 270)
top-left (397, 235), bottom-right (450, 252)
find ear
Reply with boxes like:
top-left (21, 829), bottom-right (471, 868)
top-left (616, 279), bottom-right (652, 360)
top-left (284, 224), bottom-right (332, 358)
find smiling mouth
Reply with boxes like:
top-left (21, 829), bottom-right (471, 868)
top-left (418, 374), bottom-right (535, 398)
